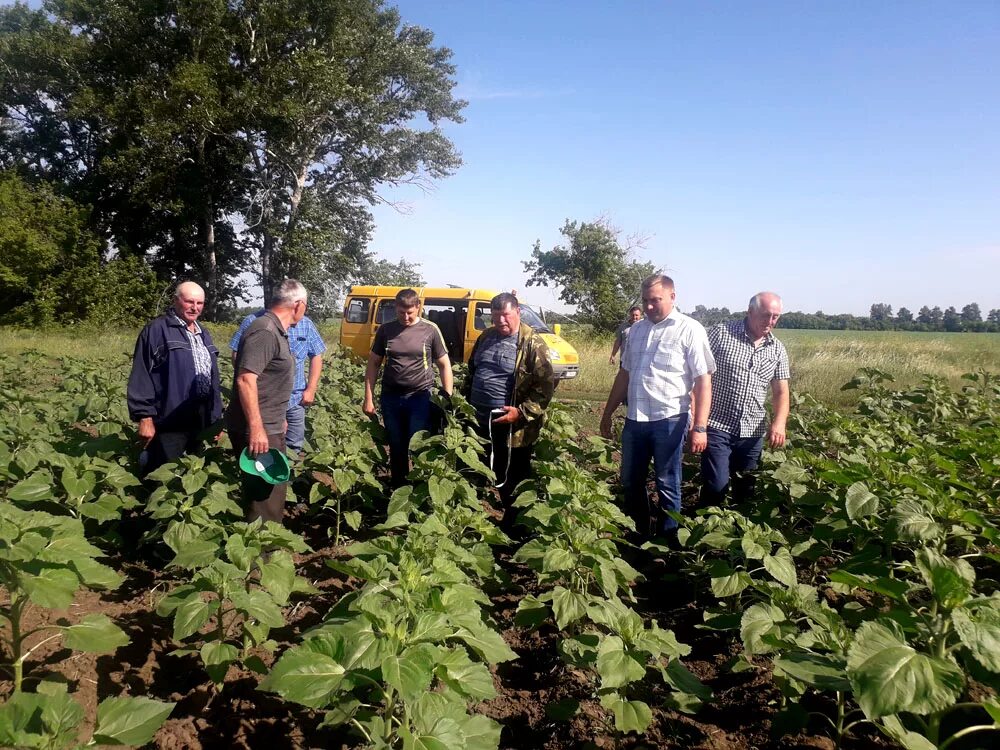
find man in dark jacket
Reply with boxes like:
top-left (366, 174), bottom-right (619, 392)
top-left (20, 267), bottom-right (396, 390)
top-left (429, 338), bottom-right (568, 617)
top-left (462, 293), bottom-right (555, 531)
top-left (127, 281), bottom-right (222, 477)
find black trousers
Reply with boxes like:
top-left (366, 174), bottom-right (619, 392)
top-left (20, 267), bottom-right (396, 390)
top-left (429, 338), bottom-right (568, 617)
top-left (231, 431), bottom-right (288, 525)
top-left (139, 430), bottom-right (203, 478)
top-left (477, 417), bottom-right (534, 528)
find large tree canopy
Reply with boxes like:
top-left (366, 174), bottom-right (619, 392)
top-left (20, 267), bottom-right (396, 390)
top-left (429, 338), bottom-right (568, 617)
top-left (0, 171), bottom-right (160, 326)
top-left (0, 0), bottom-right (464, 319)
top-left (523, 219), bottom-right (657, 333)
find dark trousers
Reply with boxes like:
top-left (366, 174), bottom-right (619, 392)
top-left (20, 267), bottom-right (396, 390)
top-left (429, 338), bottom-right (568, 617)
top-left (139, 429), bottom-right (202, 478)
top-left (381, 390), bottom-right (432, 488)
top-left (231, 431), bottom-right (288, 524)
top-left (700, 428), bottom-right (764, 506)
top-left (620, 414), bottom-right (688, 537)
top-left (477, 416), bottom-right (534, 529)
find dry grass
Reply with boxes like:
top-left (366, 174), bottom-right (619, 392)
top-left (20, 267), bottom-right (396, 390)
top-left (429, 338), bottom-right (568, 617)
top-left (557, 327), bottom-right (1000, 408)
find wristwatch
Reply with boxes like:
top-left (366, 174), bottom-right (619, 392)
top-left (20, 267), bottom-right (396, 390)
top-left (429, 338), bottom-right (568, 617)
top-left (691, 426), bottom-right (707, 433)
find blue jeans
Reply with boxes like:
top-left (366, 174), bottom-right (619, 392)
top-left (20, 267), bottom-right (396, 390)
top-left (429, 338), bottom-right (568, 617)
top-left (620, 413), bottom-right (689, 536)
top-left (285, 403), bottom-right (307, 454)
top-left (381, 390), bottom-right (432, 487)
top-left (700, 428), bottom-right (764, 506)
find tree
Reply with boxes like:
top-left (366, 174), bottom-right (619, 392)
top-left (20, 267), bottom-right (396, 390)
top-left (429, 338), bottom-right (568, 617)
top-left (988, 309), bottom-right (1000, 325)
top-left (943, 306), bottom-right (963, 332)
top-left (869, 303), bottom-right (893, 322)
top-left (523, 219), bottom-right (656, 333)
top-left (0, 171), bottom-right (159, 326)
top-left (354, 255), bottom-right (426, 288)
top-left (961, 302), bottom-right (982, 323)
top-left (896, 307), bottom-right (913, 323)
top-left (0, 0), bottom-right (465, 315)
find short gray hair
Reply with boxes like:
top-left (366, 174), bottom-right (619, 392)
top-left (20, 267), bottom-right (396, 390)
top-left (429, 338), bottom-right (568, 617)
top-left (641, 274), bottom-right (674, 293)
top-left (748, 291), bottom-right (782, 313)
top-left (271, 279), bottom-right (308, 308)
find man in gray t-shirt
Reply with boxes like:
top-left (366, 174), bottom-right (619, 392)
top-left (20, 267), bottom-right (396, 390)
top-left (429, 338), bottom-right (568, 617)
top-left (363, 288), bottom-right (453, 487)
top-left (227, 280), bottom-right (307, 524)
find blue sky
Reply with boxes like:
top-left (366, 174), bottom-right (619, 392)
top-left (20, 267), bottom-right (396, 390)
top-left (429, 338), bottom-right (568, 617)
top-left (370, 0), bottom-right (999, 316)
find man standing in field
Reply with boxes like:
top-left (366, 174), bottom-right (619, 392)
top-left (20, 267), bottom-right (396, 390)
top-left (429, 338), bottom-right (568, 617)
top-left (363, 288), bottom-right (454, 488)
top-left (600, 274), bottom-right (715, 546)
top-left (701, 292), bottom-right (790, 507)
top-left (227, 279), bottom-right (308, 524)
top-left (609, 306), bottom-right (643, 365)
top-left (127, 281), bottom-right (223, 477)
top-left (463, 293), bottom-right (555, 533)
top-left (230, 306), bottom-right (325, 455)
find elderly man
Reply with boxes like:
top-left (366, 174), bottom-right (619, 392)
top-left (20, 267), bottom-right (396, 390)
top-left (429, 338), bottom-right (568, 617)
top-left (230, 305), bottom-right (325, 455)
top-left (609, 306), bottom-right (643, 365)
top-left (600, 274), bottom-right (715, 546)
top-left (701, 292), bottom-right (790, 507)
top-left (363, 288), bottom-right (453, 488)
top-left (127, 281), bottom-right (222, 477)
top-left (463, 292), bottom-right (555, 532)
top-left (226, 279), bottom-right (308, 524)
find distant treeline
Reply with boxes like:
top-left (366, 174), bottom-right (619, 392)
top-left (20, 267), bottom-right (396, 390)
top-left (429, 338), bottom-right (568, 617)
top-left (687, 303), bottom-right (1000, 333)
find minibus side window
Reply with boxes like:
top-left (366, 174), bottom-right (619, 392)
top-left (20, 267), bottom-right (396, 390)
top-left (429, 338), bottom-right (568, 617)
top-left (376, 300), bottom-right (396, 324)
top-left (345, 298), bottom-right (370, 323)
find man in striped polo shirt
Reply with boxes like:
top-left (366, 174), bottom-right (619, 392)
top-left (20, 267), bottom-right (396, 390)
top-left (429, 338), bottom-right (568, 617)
top-left (702, 292), bottom-right (790, 507)
top-left (363, 288), bottom-right (453, 487)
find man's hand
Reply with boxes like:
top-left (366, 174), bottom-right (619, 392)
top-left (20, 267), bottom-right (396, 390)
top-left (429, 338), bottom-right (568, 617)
top-left (137, 417), bottom-right (156, 448)
top-left (608, 355), bottom-right (615, 364)
top-left (768, 424), bottom-right (786, 449)
top-left (599, 411), bottom-right (614, 440)
top-left (362, 397), bottom-right (377, 418)
top-left (491, 405), bottom-right (521, 425)
top-left (688, 429), bottom-right (708, 454)
top-left (214, 429), bottom-right (225, 443)
top-left (301, 387), bottom-right (316, 407)
top-left (248, 425), bottom-right (269, 457)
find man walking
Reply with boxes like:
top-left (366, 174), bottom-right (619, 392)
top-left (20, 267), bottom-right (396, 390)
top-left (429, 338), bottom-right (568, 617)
top-left (463, 293), bottom-right (555, 532)
top-left (701, 292), bottom-right (790, 506)
top-left (600, 275), bottom-right (715, 545)
top-left (230, 306), bottom-right (325, 454)
top-left (127, 281), bottom-right (222, 477)
top-left (363, 288), bottom-right (453, 488)
top-left (227, 279), bottom-right (307, 524)
top-left (609, 306), bottom-right (643, 364)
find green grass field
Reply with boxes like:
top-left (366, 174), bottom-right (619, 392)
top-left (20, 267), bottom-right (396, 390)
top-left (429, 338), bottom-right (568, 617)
top-left (4, 325), bottom-right (998, 411)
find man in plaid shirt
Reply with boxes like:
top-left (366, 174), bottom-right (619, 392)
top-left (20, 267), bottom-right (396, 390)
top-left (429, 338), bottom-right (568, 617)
top-left (600, 274), bottom-right (715, 546)
top-left (702, 292), bottom-right (790, 507)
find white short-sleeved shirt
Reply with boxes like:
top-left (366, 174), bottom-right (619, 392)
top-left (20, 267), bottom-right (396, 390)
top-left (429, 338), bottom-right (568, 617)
top-left (621, 310), bottom-right (716, 421)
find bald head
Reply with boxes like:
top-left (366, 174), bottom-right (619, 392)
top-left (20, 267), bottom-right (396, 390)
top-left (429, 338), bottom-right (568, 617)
top-left (172, 281), bottom-right (206, 327)
top-left (746, 291), bottom-right (782, 340)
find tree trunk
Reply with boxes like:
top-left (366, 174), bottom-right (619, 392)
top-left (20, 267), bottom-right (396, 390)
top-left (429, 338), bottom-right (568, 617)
top-left (202, 196), bottom-right (217, 320)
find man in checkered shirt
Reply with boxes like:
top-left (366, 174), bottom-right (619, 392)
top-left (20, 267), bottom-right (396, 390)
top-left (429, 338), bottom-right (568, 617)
top-left (600, 274), bottom-right (715, 545)
top-left (702, 292), bottom-right (790, 507)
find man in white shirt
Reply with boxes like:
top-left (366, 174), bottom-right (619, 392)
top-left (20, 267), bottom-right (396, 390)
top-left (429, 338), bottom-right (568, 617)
top-left (600, 274), bottom-right (715, 546)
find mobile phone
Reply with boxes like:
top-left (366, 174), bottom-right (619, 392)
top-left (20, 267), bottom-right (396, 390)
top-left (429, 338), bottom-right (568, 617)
top-left (490, 407), bottom-right (506, 417)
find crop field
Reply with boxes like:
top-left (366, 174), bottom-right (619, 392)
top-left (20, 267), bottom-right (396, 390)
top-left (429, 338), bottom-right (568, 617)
top-left (1, 330), bottom-right (999, 750)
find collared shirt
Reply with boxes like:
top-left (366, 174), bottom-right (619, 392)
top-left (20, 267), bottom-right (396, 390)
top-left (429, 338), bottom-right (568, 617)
top-left (230, 313), bottom-right (326, 408)
top-left (621, 310), bottom-right (716, 421)
top-left (707, 318), bottom-right (790, 438)
top-left (170, 310), bottom-right (213, 398)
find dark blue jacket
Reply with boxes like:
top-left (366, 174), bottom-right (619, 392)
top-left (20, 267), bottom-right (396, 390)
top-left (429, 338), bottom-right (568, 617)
top-left (127, 314), bottom-right (223, 433)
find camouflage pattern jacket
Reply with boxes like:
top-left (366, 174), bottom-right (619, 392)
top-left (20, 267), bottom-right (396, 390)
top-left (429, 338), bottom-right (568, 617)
top-left (463, 322), bottom-right (555, 448)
